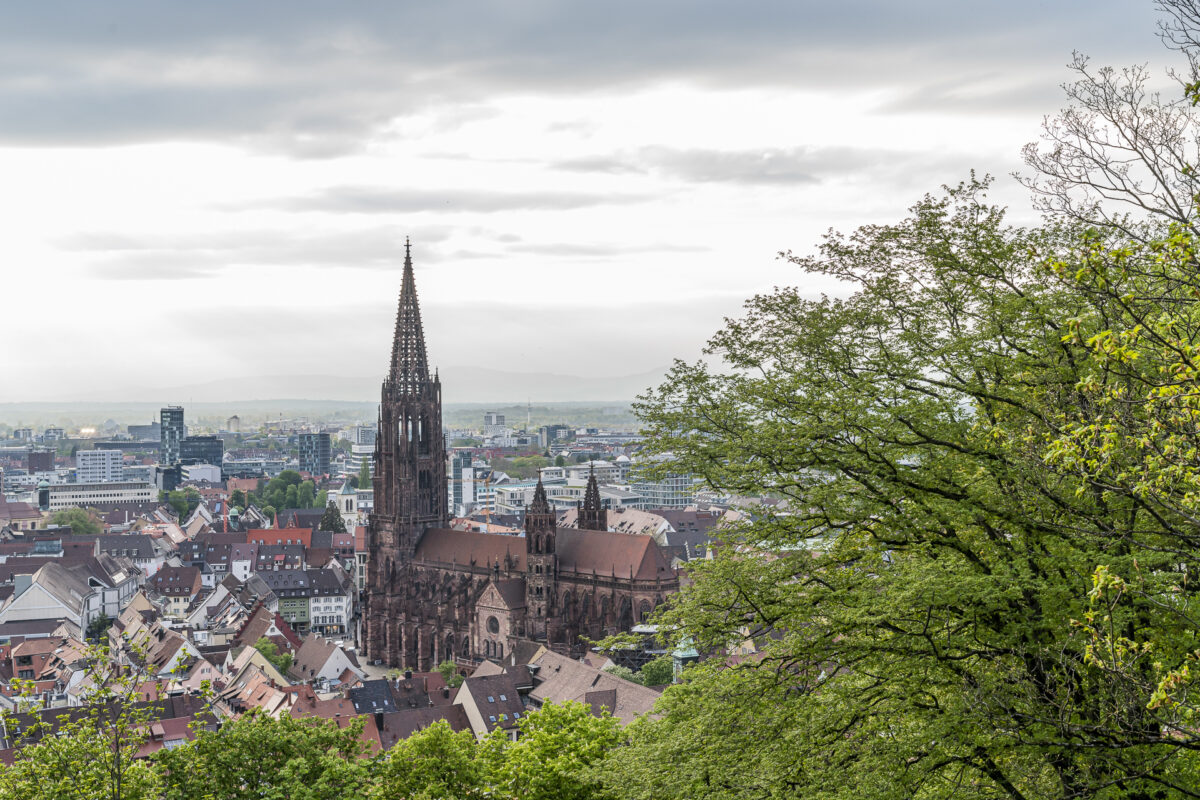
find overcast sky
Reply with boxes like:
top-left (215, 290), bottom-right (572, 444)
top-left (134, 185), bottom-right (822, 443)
top-left (0, 1), bottom-right (1180, 403)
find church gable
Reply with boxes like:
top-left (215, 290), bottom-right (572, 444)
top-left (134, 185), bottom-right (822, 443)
top-left (477, 578), bottom-right (526, 612)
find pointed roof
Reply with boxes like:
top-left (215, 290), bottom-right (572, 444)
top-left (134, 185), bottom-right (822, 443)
top-left (387, 238), bottom-right (431, 395)
top-left (530, 479), bottom-right (550, 515)
top-left (583, 467), bottom-right (602, 513)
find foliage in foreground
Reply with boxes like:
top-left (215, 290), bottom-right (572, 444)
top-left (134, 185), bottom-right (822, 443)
top-left (607, 176), bottom-right (1200, 799)
top-left (0, 701), bottom-right (622, 800)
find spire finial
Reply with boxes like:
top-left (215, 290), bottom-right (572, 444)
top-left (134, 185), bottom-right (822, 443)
top-left (387, 238), bottom-right (430, 393)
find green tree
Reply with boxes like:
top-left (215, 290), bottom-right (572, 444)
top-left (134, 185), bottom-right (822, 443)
top-left (163, 487), bottom-right (201, 519)
top-left (318, 502), bottom-right (346, 534)
top-left (436, 660), bottom-right (464, 689)
top-left (555, 455), bottom-right (566, 467)
top-left (277, 469), bottom-right (303, 486)
top-left (50, 507), bottom-right (102, 536)
top-left (284, 484), bottom-right (299, 509)
top-left (369, 719), bottom-right (481, 800)
top-left (297, 480), bottom-right (315, 509)
top-left (155, 711), bottom-right (369, 800)
top-left (617, 182), bottom-right (1200, 798)
top-left (481, 701), bottom-right (623, 800)
top-left (637, 655), bottom-right (673, 687)
top-left (358, 459), bottom-right (371, 491)
top-left (253, 637), bottom-right (293, 674)
top-left (489, 456), bottom-right (549, 480)
top-left (601, 664), bottom-right (641, 685)
top-left (85, 613), bottom-right (112, 644)
top-left (605, 664), bottom-right (808, 800)
top-left (230, 489), bottom-right (247, 510)
top-left (0, 644), bottom-right (172, 800)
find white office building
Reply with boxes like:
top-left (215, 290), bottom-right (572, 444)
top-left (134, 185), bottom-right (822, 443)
top-left (76, 450), bottom-right (124, 483)
top-left (46, 481), bottom-right (155, 511)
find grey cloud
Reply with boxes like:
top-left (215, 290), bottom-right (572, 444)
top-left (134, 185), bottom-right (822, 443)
top-left (0, 1), bottom-right (1163, 153)
top-left (506, 241), bottom-right (708, 257)
top-left (876, 75), bottom-right (1076, 117)
top-left (554, 156), bottom-right (648, 176)
top-left (64, 226), bottom-right (456, 280)
top-left (270, 186), bottom-right (652, 214)
top-left (554, 145), bottom-right (982, 187)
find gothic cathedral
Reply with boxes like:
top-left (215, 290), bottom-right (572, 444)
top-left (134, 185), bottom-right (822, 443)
top-left (365, 243), bottom-right (679, 670)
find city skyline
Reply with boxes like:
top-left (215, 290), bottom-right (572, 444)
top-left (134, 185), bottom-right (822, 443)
top-left (0, 1), bottom-right (1175, 402)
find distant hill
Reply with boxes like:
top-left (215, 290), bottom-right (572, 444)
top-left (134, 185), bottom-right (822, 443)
top-left (0, 367), bottom-right (670, 429)
top-left (126, 366), bottom-right (671, 404)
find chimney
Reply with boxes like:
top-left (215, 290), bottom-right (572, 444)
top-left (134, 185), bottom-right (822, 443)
top-left (442, 686), bottom-right (450, 699)
top-left (404, 668), bottom-right (412, 680)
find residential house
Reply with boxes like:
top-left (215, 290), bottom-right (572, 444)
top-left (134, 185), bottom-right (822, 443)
top-left (526, 648), bottom-right (661, 725)
top-left (453, 670), bottom-right (527, 740)
top-left (148, 566), bottom-right (203, 619)
top-left (287, 633), bottom-right (363, 687)
top-left (0, 563), bottom-right (103, 630)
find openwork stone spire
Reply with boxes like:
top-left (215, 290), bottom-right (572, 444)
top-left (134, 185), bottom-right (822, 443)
top-left (387, 238), bottom-right (430, 395)
top-left (530, 478), bottom-right (550, 515)
top-left (578, 465), bottom-right (608, 531)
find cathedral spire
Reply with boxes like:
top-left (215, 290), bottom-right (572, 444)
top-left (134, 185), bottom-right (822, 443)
top-left (530, 477), bottom-right (550, 515)
top-left (387, 237), bottom-right (431, 394)
top-left (526, 476), bottom-right (555, 542)
top-left (578, 464), bottom-right (607, 531)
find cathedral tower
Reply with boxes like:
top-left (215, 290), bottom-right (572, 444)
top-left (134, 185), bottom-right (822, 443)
top-left (525, 478), bottom-right (557, 638)
top-left (578, 465), bottom-right (608, 531)
top-left (366, 240), bottom-right (448, 662)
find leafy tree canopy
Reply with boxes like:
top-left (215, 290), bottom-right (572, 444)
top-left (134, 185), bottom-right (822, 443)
top-left (50, 507), bottom-right (102, 536)
top-left (436, 660), bottom-right (464, 689)
top-left (614, 180), bottom-right (1200, 799)
top-left (253, 637), bottom-right (293, 675)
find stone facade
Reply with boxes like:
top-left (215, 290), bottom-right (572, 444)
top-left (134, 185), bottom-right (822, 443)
top-left (365, 244), bottom-right (679, 670)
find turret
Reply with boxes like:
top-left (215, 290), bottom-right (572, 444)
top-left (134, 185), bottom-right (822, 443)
top-left (577, 464), bottom-right (607, 531)
top-left (525, 479), bottom-right (557, 636)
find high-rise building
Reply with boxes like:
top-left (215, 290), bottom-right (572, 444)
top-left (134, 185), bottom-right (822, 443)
top-left (352, 425), bottom-right (378, 446)
top-left (26, 449), bottom-right (53, 473)
top-left (128, 420), bottom-right (161, 441)
top-left (538, 424), bottom-right (571, 448)
top-left (76, 449), bottom-right (124, 483)
top-left (299, 432), bottom-right (331, 476)
top-left (180, 435), bottom-right (223, 466)
top-left (631, 471), bottom-right (697, 509)
top-left (160, 406), bottom-right (185, 466)
top-left (483, 412), bottom-right (507, 439)
top-left (449, 449), bottom-right (474, 514)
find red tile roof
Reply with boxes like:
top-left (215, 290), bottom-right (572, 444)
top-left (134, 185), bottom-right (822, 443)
top-left (413, 527), bottom-right (672, 579)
